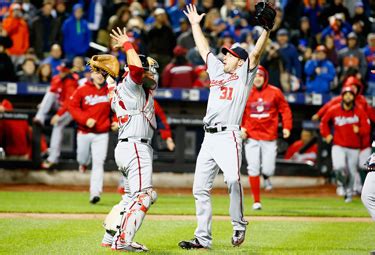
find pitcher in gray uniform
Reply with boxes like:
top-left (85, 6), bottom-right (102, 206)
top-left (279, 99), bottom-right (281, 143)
top-left (100, 27), bottom-right (158, 252)
top-left (178, 4), bottom-right (273, 249)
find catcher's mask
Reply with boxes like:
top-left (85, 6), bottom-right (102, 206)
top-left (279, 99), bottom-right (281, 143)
top-left (139, 55), bottom-right (159, 89)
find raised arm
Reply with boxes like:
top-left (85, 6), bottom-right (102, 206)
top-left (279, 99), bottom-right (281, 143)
top-left (110, 27), bottom-right (142, 68)
top-left (249, 29), bottom-right (270, 70)
top-left (183, 4), bottom-right (210, 62)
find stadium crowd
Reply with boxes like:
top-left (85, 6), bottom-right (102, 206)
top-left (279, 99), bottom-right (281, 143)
top-left (0, 0), bottom-right (373, 93)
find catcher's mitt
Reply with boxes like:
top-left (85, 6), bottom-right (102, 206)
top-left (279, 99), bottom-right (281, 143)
top-left (255, 1), bottom-right (276, 31)
top-left (88, 54), bottom-right (120, 78)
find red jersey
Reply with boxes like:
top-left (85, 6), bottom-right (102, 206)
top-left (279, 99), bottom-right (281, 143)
top-left (241, 67), bottom-right (292, 141)
top-left (284, 140), bottom-right (318, 162)
top-left (316, 96), bottom-right (373, 149)
top-left (154, 100), bottom-right (172, 140)
top-left (162, 63), bottom-right (196, 88)
top-left (68, 81), bottom-right (112, 134)
top-left (320, 104), bottom-right (370, 149)
top-left (49, 74), bottom-right (79, 116)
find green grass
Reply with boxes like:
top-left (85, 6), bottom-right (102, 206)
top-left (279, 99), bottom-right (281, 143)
top-left (0, 218), bottom-right (374, 254)
top-left (0, 191), bottom-right (369, 217)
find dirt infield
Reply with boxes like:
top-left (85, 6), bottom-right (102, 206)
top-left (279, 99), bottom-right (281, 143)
top-left (0, 184), bottom-right (337, 197)
top-left (0, 213), bottom-right (371, 222)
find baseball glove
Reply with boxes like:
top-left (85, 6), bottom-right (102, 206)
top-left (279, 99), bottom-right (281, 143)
top-left (255, 1), bottom-right (276, 31)
top-left (88, 54), bottom-right (120, 78)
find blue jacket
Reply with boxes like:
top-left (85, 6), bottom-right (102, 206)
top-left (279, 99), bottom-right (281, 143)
top-left (61, 4), bottom-right (91, 57)
top-left (279, 43), bottom-right (302, 79)
top-left (305, 59), bottom-right (336, 93)
top-left (363, 46), bottom-right (375, 83)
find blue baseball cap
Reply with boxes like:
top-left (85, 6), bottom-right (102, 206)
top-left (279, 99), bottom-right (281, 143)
top-left (221, 43), bottom-right (248, 61)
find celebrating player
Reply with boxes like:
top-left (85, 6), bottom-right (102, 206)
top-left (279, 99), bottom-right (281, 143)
top-left (178, 2), bottom-right (276, 249)
top-left (100, 27), bottom-right (158, 252)
top-left (241, 65), bottom-right (292, 210)
top-left (363, 147), bottom-right (375, 220)
top-left (68, 56), bottom-right (119, 204)
top-left (320, 86), bottom-right (370, 203)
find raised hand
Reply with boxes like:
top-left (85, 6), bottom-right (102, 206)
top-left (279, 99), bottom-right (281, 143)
top-left (110, 27), bottom-right (130, 49)
top-left (183, 4), bottom-right (205, 25)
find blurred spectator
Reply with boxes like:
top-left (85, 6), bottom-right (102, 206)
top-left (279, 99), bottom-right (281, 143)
top-left (87, 0), bottom-right (105, 39)
top-left (304, 45), bottom-right (335, 93)
top-left (42, 44), bottom-right (63, 76)
top-left (203, 8), bottom-right (221, 34)
top-left (107, 6), bottom-right (131, 43)
top-left (290, 17), bottom-right (317, 54)
top-left (37, 62), bottom-right (52, 83)
top-left (338, 32), bottom-right (367, 84)
top-left (166, 0), bottom-right (187, 33)
top-left (2, 3), bottom-right (29, 65)
top-left (192, 66), bottom-right (209, 89)
top-left (61, 3), bottom-right (91, 60)
top-left (17, 57), bottom-right (38, 83)
top-left (147, 8), bottom-right (176, 74)
top-left (323, 35), bottom-right (338, 66)
top-left (320, 0), bottom-right (350, 27)
top-left (0, 33), bottom-right (16, 82)
top-left (220, 0), bottom-right (235, 21)
top-left (177, 22), bottom-right (194, 49)
top-left (303, 0), bottom-right (323, 35)
top-left (282, 0), bottom-right (304, 30)
top-left (351, 20), bottom-right (367, 48)
top-left (321, 15), bottom-right (350, 51)
top-left (364, 33), bottom-right (375, 95)
top-left (351, 1), bottom-right (371, 35)
top-left (0, 2), bottom-right (11, 21)
top-left (260, 42), bottom-right (285, 90)
top-left (226, 9), bottom-right (250, 42)
top-left (276, 29), bottom-right (302, 80)
top-left (284, 129), bottom-right (318, 163)
top-left (30, 0), bottom-right (60, 59)
top-left (21, 0), bottom-right (38, 26)
top-left (55, 0), bottom-right (69, 22)
top-left (71, 56), bottom-right (85, 78)
top-left (211, 18), bottom-right (228, 39)
top-left (162, 45), bottom-right (195, 88)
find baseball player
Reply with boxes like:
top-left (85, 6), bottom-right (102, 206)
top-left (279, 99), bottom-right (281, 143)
top-left (178, 3), bottom-right (275, 249)
top-left (100, 27), bottom-right (158, 252)
top-left (313, 76), bottom-right (374, 194)
top-left (68, 58), bottom-right (119, 204)
top-left (363, 145), bottom-right (375, 220)
top-left (241, 65), bottom-right (292, 210)
top-left (34, 61), bottom-right (78, 169)
top-left (284, 129), bottom-right (318, 163)
top-left (320, 85), bottom-right (370, 203)
top-left (117, 99), bottom-right (175, 194)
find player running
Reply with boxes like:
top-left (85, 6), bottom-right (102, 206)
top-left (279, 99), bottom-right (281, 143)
top-left (100, 27), bottom-right (159, 252)
top-left (68, 57), bottom-right (119, 204)
top-left (178, 2), bottom-right (275, 249)
top-left (241, 65), bottom-right (292, 210)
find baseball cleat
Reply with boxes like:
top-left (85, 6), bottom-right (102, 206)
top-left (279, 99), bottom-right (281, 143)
top-left (101, 242), bottom-right (111, 247)
top-left (336, 186), bottom-right (345, 197)
top-left (90, 196), bottom-right (100, 204)
top-left (41, 160), bottom-right (55, 170)
top-left (252, 202), bottom-right (262, 210)
top-left (231, 230), bottom-right (246, 247)
top-left (178, 238), bottom-right (208, 249)
top-left (344, 195), bottom-right (352, 203)
top-left (264, 179), bottom-right (273, 191)
top-left (112, 242), bottom-right (149, 252)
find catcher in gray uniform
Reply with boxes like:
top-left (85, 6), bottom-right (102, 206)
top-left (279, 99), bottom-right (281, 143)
top-left (178, 2), bottom-right (275, 250)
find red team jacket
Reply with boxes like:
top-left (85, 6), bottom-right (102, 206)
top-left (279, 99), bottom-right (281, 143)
top-left (68, 81), bottom-right (112, 134)
top-left (241, 66), bottom-right (292, 141)
top-left (162, 63), bottom-right (196, 88)
top-left (320, 103), bottom-right (370, 149)
top-left (50, 74), bottom-right (79, 116)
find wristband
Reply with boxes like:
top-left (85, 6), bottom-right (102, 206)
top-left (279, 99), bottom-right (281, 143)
top-left (123, 42), bottom-right (134, 52)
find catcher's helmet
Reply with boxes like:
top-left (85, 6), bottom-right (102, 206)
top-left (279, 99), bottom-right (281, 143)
top-left (139, 55), bottom-right (159, 74)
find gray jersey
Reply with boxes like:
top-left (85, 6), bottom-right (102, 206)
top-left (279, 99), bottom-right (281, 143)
top-left (112, 73), bottom-right (156, 140)
top-left (203, 52), bottom-right (257, 126)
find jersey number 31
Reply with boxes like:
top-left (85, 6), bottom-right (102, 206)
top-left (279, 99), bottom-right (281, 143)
top-left (220, 87), bottom-right (233, 100)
